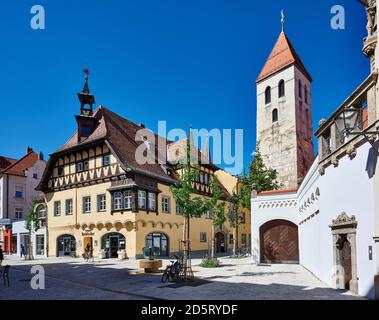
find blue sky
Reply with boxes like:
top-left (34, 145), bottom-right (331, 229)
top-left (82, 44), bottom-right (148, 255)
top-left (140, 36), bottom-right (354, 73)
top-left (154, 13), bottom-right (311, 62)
top-left (0, 0), bottom-right (368, 174)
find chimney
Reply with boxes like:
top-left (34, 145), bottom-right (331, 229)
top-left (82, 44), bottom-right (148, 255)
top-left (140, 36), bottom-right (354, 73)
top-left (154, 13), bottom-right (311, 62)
top-left (26, 147), bottom-right (33, 154)
top-left (38, 152), bottom-right (44, 161)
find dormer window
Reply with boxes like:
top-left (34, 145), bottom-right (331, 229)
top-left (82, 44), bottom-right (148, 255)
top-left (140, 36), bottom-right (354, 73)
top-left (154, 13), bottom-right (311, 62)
top-left (82, 126), bottom-right (91, 136)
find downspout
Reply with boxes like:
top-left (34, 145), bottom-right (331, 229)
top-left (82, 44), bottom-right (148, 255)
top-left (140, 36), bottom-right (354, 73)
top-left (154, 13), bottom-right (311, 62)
top-left (6, 174), bottom-right (9, 219)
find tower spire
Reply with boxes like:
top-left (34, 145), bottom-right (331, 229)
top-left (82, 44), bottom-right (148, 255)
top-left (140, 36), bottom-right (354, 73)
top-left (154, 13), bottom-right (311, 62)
top-left (78, 68), bottom-right (95, 116)
top-left (281, 9), bottom-right (285, 32)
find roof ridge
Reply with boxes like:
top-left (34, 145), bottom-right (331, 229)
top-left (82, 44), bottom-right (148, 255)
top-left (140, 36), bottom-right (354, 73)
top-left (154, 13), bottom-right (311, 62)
top-left (1, 150), bottom-right (38, 174)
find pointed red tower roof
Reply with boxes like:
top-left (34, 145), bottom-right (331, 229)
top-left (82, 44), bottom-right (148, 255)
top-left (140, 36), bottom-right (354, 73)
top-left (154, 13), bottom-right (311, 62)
top-left (257, 31), bottom-right (312, 83)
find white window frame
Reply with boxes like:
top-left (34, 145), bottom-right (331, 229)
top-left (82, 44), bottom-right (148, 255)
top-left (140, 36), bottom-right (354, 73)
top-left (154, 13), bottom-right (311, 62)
top-left (124, 190), bottom-right (132, 210)
top-left (138, 190), bottom-right (146, 210)
top-left (162, 196), bottom-right (170, 213)
top-left (54, 201), bottom-right (61, 216)
top-left (97, 194), bottom-right (106, 212)
top-left (83, 196), bottom-right (91, 214)
top-left (66, 199), bottom-right (73, 216)
top-left (15, 208), bottom-right (23, 220)
top-left (113, 191), bottom-right (122, 210)
top-left (15, 185), bottom-right (23, 198)
top-left (200, 232), bottom-right (207, 243)
top-left (148, 193), bottom-right (156, 211)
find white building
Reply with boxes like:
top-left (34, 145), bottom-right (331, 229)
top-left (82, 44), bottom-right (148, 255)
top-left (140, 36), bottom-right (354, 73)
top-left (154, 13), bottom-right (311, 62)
top-left (251, 2), bottom-right (379, 300)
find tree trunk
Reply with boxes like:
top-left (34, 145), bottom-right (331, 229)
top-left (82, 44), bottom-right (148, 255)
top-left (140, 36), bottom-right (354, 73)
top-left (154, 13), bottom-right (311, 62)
top-left (233, 227), bottom-right (237, 257)
top-left (182, 216), bottom-right (189, 280)
top-left (211, 224), bottom-right (215, 258)
top-left (26, 230), bottom-right (34, 260)
top-left (236, 224), bottom-right (239, 252)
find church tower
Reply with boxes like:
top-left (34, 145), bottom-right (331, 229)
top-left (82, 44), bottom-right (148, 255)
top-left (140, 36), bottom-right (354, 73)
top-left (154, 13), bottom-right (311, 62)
top-left (256, 19), bottom-right (315, 189)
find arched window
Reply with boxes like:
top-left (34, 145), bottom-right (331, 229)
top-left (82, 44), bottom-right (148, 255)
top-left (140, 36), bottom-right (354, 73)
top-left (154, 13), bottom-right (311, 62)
top-left (265, 86), bottom-right (271, 104)
top-left (298, 80), bottom-right (302, 98)
top-left (145, 233), bottom-right (169, 257)
top-left (272, 109), bottom-right (278, 123)
top-left (57, 235), bottom-right (76, 257)
top-left (101, 232), bottom-right (126, 259)
top-left (278, 80), bottom-right (285, 98)
top-left (304, 85), bottom-right (308, 104)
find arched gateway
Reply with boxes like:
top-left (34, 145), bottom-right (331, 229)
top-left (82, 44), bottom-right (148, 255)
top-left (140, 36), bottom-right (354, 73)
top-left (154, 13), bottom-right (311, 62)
top-left (260, 220), bottom-right (299, 264)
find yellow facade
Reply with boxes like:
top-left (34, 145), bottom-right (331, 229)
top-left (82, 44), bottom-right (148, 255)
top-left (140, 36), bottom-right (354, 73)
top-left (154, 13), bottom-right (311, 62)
top-left (45, 155), bottom-right (251, 259)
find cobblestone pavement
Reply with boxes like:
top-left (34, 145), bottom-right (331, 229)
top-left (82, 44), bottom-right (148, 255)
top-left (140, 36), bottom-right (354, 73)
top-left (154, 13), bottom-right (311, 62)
top-left (0, 255), bottom-right (365, 300)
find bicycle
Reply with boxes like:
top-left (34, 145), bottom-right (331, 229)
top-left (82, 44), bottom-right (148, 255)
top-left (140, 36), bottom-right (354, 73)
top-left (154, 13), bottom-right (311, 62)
top-left (161, 255), bottom-right (183, 283)
top-left (236, 246), bottom-right (251, 258)
top-left (82, 251), bottom-right (94, 262)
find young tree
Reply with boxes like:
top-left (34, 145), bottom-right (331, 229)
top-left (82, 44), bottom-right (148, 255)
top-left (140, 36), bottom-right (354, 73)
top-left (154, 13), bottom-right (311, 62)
top-left (171, 138), bottom-right (208, 280)
top-left (240, 143), bottom-right (281, 209)
top-left (227, 190), bottom-right (243, 256)
top-left (206, 177), bottom-right (226, 258)
top-left (25, 197), bottom-right (44, 260)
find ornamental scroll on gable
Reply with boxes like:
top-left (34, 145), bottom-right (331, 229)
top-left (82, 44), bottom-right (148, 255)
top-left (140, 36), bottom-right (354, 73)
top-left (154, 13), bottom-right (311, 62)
top-left (330, 212), bottom-right (358, 229)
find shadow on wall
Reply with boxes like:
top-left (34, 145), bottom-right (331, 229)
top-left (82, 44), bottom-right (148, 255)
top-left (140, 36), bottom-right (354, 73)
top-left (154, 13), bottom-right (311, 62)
top-left (366, 140), bottom-right (379, 179)
top-left (251, 237), bottom-right (260, 263)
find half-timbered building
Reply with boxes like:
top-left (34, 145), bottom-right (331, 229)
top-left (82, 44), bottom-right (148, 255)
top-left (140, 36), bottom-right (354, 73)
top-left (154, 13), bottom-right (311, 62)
top-left (37, 78), bottom-right (250, 259)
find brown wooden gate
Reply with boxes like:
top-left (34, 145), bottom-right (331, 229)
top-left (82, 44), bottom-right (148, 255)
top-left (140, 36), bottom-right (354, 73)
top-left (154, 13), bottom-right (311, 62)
top-left (260, 220), bottom-right (299, 264)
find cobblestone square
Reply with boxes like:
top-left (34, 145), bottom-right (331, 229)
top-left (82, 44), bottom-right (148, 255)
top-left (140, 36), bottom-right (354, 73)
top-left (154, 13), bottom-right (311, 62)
top-left (0, 256), bottom-right (364, 300)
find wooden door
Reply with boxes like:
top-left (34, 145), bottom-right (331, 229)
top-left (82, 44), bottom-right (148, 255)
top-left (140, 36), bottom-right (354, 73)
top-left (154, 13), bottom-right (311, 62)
top-left (260, 220), bottom-right (299, 264)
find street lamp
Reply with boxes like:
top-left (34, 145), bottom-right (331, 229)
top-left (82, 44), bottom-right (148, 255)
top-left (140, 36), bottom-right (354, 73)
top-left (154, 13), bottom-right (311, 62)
top-left (335, 106), bottom-right (379, 155)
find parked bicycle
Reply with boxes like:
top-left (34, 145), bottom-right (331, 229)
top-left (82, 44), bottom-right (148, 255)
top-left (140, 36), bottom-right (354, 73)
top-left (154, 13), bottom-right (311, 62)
top-left (236, 246), bottom-right (251, 258)
top-left (161, 255), bottom-right (183, 283)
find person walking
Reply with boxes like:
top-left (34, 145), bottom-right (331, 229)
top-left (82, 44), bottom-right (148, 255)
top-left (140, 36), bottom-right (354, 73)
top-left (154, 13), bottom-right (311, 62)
top-left (0, 245), bottom-right (4, 266)
top-left (20, 244), bottom-right (26, 258)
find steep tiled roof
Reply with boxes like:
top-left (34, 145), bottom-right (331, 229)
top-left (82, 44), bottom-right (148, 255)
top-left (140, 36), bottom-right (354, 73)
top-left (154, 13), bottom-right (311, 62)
top-left (1, 151), bottom-right (40, 176)
top-left (0, 156), bottom-right (17, 171)
top-left (257, 31), bottom-right (312, 83)
top-left (51, 106), bottom-right (174, 181)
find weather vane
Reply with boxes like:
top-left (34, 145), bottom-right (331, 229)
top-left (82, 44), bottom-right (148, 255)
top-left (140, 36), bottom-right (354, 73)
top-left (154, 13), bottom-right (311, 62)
top-left (82, 66), bottom-right (91, 79)
top-left (281, 9), bottom-right (285, 32)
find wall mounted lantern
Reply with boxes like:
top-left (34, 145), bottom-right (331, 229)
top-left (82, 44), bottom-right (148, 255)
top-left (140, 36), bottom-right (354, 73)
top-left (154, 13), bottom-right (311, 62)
top-left (335, 106), bottom-right (379, 155)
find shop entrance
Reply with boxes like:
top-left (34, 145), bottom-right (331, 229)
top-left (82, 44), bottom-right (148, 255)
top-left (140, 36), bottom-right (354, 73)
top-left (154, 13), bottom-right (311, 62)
top-left (57, 235), bottom-right (76, 257)
top-left (101, 233), bottom-right (126, 258)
